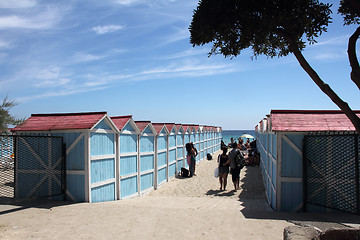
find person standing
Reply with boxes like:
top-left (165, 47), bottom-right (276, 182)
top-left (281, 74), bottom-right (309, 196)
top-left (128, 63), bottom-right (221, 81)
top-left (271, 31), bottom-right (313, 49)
top-left (228, 142), bottom-right (241, 191)
top-left (190, 142), bottom-right (198, 176)
top-left (218, 147), bottom-right (230, 190)
top-left (186, 143), bottom-right (197, 177)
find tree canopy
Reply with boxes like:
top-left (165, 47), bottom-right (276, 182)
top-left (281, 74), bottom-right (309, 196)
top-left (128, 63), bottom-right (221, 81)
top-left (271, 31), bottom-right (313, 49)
top-left (190, 0), bottom-right (332, 58)
top-left (0, 96), bottom-right (23, 133)
top-left (190, 0), bottom-right (360, 132)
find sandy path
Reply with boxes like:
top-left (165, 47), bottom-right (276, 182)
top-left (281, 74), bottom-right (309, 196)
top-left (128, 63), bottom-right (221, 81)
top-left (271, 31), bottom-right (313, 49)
top-left (0, 150), bottom-right (293, 239)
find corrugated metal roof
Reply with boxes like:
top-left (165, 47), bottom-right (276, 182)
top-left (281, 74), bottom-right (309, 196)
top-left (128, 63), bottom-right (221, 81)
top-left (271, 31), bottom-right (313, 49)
top-left (12, 112), bottom-right (107, 131)
top-left (270, 110), bottom-right (360, 132)
top-left (111, 115), bottom-right (133, 130)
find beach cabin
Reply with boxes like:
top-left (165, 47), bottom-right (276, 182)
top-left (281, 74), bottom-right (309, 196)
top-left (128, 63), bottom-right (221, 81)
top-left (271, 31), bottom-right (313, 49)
top-left (175, 124), bottom-right (185, 169)
top-left (204, 126), bottom-right (209, 156)
top-left (256, 110), bottom-right (360, 214)
top-left (12, 112), bottom-right (119, 203)
top-left (152, 123), bottom-right (169, 187)
top-left (111, 115), bottom-right (140, 199)
top-left (135, 121), bottom-right (157, 195)
top-left (165, 123), bottom-right (177, 179)
top-left (199, 126), bottom-right (204, 161)
top-left (216, 127), bottom-right (222, 150)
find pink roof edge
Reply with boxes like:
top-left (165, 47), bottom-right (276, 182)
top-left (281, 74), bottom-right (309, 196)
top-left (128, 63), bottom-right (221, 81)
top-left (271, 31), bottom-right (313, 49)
top-left (270, 110), bottom-right (360, 132)
top-left (12, 112), bottom-right (109, 131)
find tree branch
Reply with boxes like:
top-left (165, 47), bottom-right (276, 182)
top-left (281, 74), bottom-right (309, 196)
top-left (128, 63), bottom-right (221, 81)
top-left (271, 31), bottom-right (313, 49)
top-left (348, 26), bottom-right (360, 91)
top-left (290, 42), bottom-right (360, 133)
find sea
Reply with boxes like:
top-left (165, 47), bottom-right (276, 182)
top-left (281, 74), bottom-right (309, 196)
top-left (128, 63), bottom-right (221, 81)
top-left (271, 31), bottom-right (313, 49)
top-left (222, 130), bottom-right (256, 145)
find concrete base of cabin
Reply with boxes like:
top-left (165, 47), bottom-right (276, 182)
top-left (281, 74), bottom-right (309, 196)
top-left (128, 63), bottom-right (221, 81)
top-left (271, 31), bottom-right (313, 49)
top-left (284, 226), bottom-right (360, 240)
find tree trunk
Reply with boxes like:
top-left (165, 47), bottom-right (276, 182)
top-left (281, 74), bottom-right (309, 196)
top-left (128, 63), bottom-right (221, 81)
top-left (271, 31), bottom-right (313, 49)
top-left (290, 44), bottom-right (360, 133)
top-left (348, 26), bottom-right (360, 91)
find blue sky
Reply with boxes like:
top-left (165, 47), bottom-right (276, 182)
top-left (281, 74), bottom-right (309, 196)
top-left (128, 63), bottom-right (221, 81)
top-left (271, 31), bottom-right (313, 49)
top-left (1, 0), bottom-right (360, 130)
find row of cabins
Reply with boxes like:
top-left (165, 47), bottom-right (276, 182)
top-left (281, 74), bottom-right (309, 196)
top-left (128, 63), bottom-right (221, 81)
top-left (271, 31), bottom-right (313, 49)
top-left (256, 110), bottom-right (359, 213)
top-left (12, 112), bottom-right (222, 203)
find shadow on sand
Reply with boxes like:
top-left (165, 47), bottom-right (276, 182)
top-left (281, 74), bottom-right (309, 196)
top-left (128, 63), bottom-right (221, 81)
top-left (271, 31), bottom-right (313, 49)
top-left (238, 166), bottom-right (360, 229)
top-left (0, 199), bottom-right (74, 216)
top-left (206, 189), bottom-right (236, 197)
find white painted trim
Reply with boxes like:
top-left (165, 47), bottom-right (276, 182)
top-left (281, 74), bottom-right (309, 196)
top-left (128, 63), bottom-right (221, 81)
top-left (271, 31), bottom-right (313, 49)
top-left (282, 135), bottom-right (303, 158)
top-left (154, 135), bottom-right (158, 190)
top-left (91, 129), bottom-right (115, 134)
top-left (91, 178), bottom-right (116, 188)
top-left (84, 131), bottom-right (90, 203)
top-left (66, 170), bottom-right (85, 175)
top-left (116, 133), bottom-right (120, 200)
top-left (139, 151), bottom-right (155, 156)
top-left (66, 132), bottom-right (86, 155)
top-left (90, 154), bottom-right (116, 161)
top-left (158, 149), bottom-right (167, 154)
top-left (158, 164), bottom-right (167, 170)
top-left (121, 130), bottom-right (137, 135)
top-left (169, 146), bottom-right (176, 151)
top-left (119, 152), bottom-right (138, 157)
top-left (120, 172), bottom-right (138, 179)
top-left (141, 133), bottom-right (155, 137)
top-left (169, 160), bottom-right (176, 165)
top-left (140, 169), bottom-right (154, 175)
top-left (166, 134), bottom-right (169, 181)
top-left (114, 132), bottom-right (118, 201)
top-left (90, 115), bottom-right (119, 133)
top-left (137, 134), bottom-right (140, 196)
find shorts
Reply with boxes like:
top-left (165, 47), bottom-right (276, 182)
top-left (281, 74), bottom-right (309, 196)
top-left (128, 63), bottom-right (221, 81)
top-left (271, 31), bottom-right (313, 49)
top-left (231, 167), bottom-right (240, 182)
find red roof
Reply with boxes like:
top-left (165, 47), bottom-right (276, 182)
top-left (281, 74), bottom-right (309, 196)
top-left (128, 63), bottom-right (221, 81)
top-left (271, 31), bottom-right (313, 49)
top-left (152, 123), bottom-right (166, 134)
top-left (111, 115), bottom-right (133, 130)
top-left (165, 123), bottom-right (176, 133)
top-left (270, 110), bottom-right (360, 132)
top-left (182, 125), bottom-right (190, 132)
top-left (135, 121), bottom-right (151, 132)
top-left (175, 124), bottom-right (183, 132)
top-left (12, 112), bottom-right (107, 131)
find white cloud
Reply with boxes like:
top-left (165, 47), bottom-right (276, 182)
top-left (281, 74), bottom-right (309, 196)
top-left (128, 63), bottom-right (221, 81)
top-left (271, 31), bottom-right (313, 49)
top-left (114, 0), bottom-right (145, 6)
top-left (0, 0), bottom-right (37, 8)
top-left (312, 35), bottom-right (349, 47)
top-left (92, 25), bottom-right (125, 34)
top-left (73, 53), bottom-right (104, 63)
top-left (36, 67), bottom-right (61, 80)
top-left (163, 48), bottom-right (209, 59)
top-left (313, 52), bottom-right (345, 61)
top-left (32, 67), bottom-right (72, 88)
top-left (0, 6), bottom-right (65, 30)
top-left (0, 39), bottom-right (12, 49)
top-left (18, 85), bottom-right (107, 102)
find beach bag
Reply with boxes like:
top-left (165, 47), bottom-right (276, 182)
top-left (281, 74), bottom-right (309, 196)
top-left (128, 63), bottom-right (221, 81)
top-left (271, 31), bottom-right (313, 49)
top-left (186, 155), bottom-right (191, 165)
top-left (181, 167), bottom-right (189, 178)
top-left (214, 167), bottom-right (219, 178)
top-left (235, 151), bottom-right (245, 169)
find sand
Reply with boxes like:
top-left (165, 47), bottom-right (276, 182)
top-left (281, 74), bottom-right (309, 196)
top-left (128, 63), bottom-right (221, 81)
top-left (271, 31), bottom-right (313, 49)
top-left (0, 150), bottom-right (358, 240)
